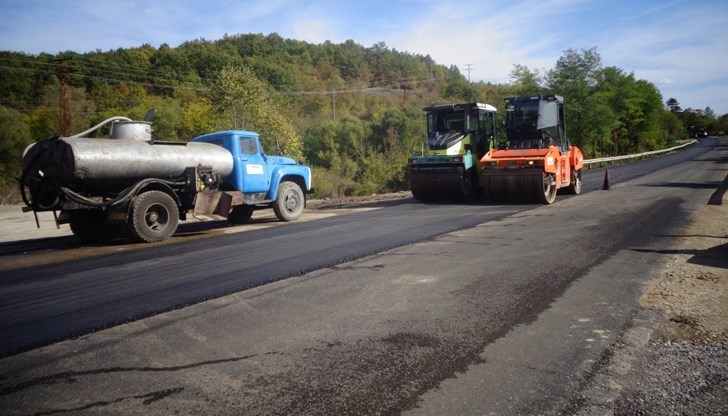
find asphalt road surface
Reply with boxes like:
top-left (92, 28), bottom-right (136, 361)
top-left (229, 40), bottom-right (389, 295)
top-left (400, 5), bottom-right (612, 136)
top-left (0, 137), bottom-right (725, 415)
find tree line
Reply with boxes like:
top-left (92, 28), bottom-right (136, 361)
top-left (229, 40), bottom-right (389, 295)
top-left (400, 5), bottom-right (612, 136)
top-left (1, 34), bottom-right (724, 203)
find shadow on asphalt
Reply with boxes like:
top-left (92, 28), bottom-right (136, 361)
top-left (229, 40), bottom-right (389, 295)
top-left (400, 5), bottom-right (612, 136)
top-left (631, 242), bottom-right (728, 270)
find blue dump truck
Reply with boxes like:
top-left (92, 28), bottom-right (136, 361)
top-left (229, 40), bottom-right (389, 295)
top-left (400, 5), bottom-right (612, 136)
top-left (20, 113), bottom-right (313, 243)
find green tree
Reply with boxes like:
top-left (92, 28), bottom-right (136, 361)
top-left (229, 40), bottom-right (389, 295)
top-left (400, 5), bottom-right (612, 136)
top-left (0, 106), bottom-right (32, 202)
top-left (132, 96), bottom-right (184, 141)
top-left (509, 64), bottom-right (543, 96)
top-left (210, 66), bottom-right (303, 158)
top-left (444, 65), bottom-right (476, 101)
top-left (666, 97), bottom-right (682, 113)
top-left (659, 109), bottom-right (685, 146)
top-left (181, 98), bottom-right (219, 139)
top-left (581, 91), bottom-right (618, 157)
top-left (545, 47), bottom-right (602, 151)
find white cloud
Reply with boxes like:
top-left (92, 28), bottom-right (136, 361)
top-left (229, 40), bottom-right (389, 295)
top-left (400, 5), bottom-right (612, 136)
top-left (655, 78), bottom-right (676, 85)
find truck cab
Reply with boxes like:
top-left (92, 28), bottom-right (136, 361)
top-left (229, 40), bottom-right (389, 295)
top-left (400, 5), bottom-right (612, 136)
top-left (192, 130), bottom-right (313, 222)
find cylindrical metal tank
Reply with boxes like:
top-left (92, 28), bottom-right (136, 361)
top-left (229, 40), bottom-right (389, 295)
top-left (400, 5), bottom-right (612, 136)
top-left (108, 121), bottom-right (153, 141)
top-left (23, 136), bottom-right (234, 193)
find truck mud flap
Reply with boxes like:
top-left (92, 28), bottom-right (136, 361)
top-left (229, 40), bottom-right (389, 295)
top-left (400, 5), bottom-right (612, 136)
top-left (193, 191), bottom-right (244, 217)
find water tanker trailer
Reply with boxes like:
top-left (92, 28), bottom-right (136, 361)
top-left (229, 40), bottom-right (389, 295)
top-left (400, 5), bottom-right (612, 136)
top-left (20, 113), bottom-right (313, 243)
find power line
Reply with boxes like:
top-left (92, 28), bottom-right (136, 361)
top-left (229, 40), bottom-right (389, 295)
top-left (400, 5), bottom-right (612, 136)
top-left (463, 64), bottom-right (475, 82)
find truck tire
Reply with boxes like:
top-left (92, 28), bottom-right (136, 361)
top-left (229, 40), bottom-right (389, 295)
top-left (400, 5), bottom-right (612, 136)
top-left (273, 181), bottom-right (304, 221)
top-left (69, 210), bottom-right (121, 243)
top-left (127, 190), bottom-right (179, 243)
top-left (228, 205), bottom-right (254, 224)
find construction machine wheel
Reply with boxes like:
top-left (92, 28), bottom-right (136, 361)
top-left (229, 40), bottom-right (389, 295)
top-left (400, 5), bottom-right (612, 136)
top-left (482, 173), bottom-right (505, 202)
top-left (410, 168), bottom-right (474, 201)
top-left (459, 170), bottom-right (475, 200)
top-left (562, 169), bottom-right (582, 195)
top-left (537, 172), bottom-right (558, 204)
top-left (69, 210), bottom-right (121, 243)
top-left (483, 171), bottom-right (557, 204)
top-left (273, 181), bottom-right (304, 221)
top-left (127, 190), bottom-right (179, 243)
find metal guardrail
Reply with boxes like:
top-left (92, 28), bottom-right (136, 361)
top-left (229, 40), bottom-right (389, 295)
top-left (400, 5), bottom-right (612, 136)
top-left (582, 140), bottom-right (698, 169)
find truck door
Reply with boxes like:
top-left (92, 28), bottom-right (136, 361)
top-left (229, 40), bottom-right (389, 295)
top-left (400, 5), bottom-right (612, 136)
top-left (238, 136), bottom-right (270, 193)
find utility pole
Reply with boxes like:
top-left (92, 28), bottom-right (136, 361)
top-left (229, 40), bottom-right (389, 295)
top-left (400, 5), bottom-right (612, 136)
top-left (56, 57), bottom-right (70, 136)
top-left (464, 63), bottom-right (475, 82)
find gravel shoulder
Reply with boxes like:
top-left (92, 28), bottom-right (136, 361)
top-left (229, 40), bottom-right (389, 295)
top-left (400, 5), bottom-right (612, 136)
top-left (575, 199), bottom-right (727, 415)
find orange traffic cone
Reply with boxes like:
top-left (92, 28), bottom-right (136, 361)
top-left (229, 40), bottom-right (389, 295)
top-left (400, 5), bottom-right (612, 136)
top-left (602, 169), bottom-right (611, 190)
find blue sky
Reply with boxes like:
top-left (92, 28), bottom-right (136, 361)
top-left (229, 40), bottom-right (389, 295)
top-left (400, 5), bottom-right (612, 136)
top-left (2, 0), bottom-right (727, 115)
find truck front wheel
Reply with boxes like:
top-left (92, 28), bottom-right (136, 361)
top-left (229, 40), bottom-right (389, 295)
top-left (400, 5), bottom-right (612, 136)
top-left (273, 181), bottom-right (304, 221)
top-left (128, 190), bottom-right (179, 243)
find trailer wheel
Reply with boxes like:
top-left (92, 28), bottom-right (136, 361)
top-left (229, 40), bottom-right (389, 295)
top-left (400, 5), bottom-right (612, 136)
top-left (128, 190), bottom-right (179, 243)
top-left (228, 205), bottom-right (254, 224)
top-left (69, 210), bottom-right (121, 243)
top-left (273, 181), bottom-right (304, 221)
top-left (563, 169), bottom-right (582, 195)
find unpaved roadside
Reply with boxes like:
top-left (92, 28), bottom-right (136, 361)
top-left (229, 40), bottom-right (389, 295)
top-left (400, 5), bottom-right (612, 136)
top-left (576, 200), bottom-right (727, 415)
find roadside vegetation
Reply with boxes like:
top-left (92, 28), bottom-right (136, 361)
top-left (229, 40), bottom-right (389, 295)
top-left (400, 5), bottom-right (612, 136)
top-left (1, 34), bottom-right (725, 203)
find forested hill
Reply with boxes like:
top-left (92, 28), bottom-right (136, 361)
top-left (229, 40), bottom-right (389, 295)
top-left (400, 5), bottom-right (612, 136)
top-left (0, 33), bottom-right (722, 201)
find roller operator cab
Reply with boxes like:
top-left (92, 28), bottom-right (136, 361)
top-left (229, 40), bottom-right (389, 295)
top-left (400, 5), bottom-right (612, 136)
top-left (480, 95), bottom-right (584, 204)
top-left (20, 115), bottom-right (313, 243)
top-left (407, 102), bottom-right (497, 200)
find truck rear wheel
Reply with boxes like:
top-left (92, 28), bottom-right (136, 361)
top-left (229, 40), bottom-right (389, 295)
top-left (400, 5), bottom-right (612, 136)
top-left (69, 210), bottom-right (121, 243)
top-left (127, 190), bottom-right (179, 243)
top-left (273, 181), bottom-right (304, 221)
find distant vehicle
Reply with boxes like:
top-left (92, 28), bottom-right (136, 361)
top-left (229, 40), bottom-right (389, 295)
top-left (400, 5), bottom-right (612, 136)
top-left (689, 125), bottom-right (708, 138)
